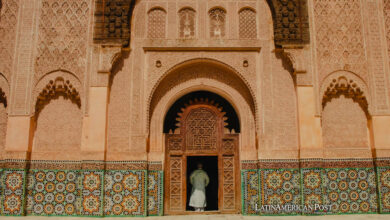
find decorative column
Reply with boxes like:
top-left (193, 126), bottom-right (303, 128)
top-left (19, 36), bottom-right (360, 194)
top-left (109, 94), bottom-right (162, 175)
top-left (5, 0), bottom-right (39, 160)
top-left (81, 45), bottom-right (122, 160)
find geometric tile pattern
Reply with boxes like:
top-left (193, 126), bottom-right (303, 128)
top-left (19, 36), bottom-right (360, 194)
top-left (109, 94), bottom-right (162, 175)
top-left (261, 169), bottom-right (301, 215)
top-left (80, 171), bottom-right (104, 216)
top-left (242, 166), bottom-right (380, 216)
top-left (301, 168), bottom-right (325, 215)
top-left (104, 170), bottom-right (146, 216)
top-left (323, 168), bottom-right (377, 214)
top-left (377, 167), bottom-right (390, 213)
top-left (147, 171), bottom-right (163, 216)
top-left (26, 170), bottom-right (80, 216)
top-left (0, 160), bottom-right (387, 217)
top-left (241, 169), bottom-right (259, 215)
top-left (1, 170), bottom-right (26, 216)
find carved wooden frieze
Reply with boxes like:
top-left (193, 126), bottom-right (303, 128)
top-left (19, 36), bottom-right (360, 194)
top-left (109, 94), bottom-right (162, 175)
top-left (267, 0), bottom-right (310, 46)
top-left (94, 0), bottom-right (134, 46)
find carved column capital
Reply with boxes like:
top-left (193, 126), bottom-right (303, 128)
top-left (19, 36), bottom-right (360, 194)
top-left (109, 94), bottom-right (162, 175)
top-left (278, 46), bottom-right (307, 75)
top-left (97, 44), bottom-right (123, 74)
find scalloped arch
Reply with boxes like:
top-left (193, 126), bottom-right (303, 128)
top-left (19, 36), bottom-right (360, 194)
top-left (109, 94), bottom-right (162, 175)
top-left (32, 70), bottom-right (83, 115)
top-left (320, 70), bottom-right (371, 116)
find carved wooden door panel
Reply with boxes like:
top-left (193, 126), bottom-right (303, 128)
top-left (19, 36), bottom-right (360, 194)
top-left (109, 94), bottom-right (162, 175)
top-left (165, 102), bottom-right (239, 215)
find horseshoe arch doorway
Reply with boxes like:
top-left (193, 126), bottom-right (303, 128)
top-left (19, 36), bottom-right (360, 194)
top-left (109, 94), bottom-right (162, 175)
top-left (164, 91), bottom-right (241, 215)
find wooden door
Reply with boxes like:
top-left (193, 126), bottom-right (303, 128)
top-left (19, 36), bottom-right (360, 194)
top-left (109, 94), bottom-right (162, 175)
top-left (164, 101), bottom-right (240, 215)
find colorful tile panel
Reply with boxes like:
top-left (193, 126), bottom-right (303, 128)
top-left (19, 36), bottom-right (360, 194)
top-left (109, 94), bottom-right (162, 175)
top-left (104, 170), bottom-right (146, 216)
top-left (26, 170), bottom-right (80, 216)
top-left (241, 169), bottom-right (259, 215)
top-left (322, 168), bottom-right (377, 214)
top-left (301, 168), bottom-right (325, 215)
top-left (147, 170), bottom-right (163, 216)
top-left (1, 169), bottom-right (26, 216)
top-left (261, 169), bottom-right (301, 215)
top-left (80, 170), bottom-right (104, 216)
top-left (378, 167), bottom-right (390, 213)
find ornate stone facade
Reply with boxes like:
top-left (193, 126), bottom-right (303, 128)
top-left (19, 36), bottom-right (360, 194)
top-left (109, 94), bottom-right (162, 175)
top-left (0, 0), bottom-right (390, 217)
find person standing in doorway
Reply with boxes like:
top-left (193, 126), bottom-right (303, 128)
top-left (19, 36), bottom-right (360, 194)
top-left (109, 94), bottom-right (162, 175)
top-left (189, 162), bottom-right (210, 212)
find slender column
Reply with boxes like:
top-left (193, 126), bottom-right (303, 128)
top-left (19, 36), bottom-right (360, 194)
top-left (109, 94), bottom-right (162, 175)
top-left (5, 0), bottom-right (39, 159)
top-left (81, 45), bottom-right (122, 160)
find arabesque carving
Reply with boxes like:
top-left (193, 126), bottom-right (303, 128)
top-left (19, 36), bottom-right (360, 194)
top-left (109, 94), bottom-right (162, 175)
top-left (0, 0), bottom-right (19, 82)
top-left (314, 0), bottom-right (367, 82)
top-left (35, 0), bottom-right (91, 84)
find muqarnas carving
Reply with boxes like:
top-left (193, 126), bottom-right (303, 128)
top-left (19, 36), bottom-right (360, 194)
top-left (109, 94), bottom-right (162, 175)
top-left (35, 77), bottom-right (81, 116)
top-left (322, 76), bottom-right (368, 116)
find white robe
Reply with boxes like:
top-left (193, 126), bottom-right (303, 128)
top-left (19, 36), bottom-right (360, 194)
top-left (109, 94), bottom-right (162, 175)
top-left (189, 169), bottom-right (210, 208)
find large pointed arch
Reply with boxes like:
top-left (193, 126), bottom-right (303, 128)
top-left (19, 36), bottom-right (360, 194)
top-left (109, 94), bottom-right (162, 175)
top-left (147, 58), bottom-right (258, 128)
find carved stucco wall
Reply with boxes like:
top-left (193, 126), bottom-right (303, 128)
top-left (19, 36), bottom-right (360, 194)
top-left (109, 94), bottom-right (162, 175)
top-left (267, 54), bottom-right (299, 153)
top-left (34, 0), bottom-right (91, 85)
top-left (0, 0), bottom-right (17, 156)
top-left (107, 58), bottom-right (132, 152)
top-left (29, 0), bottom-right (92, 158)
top-left (314, 0), bottom-right (390, 115)
top-left (314, 0), bottom-right (367, 84)
top-left (322, 96), bottom-right (368, 149)
top-left (383, 0), bottom-right (390, 111)
top-left (0, 0), bottom-right (19, 83)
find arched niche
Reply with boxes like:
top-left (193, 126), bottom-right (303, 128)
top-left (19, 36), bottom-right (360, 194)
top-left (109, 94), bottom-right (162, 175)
top-left (31, 71), bottom-right (83, 160)
top-left (320, 71), bottom-right (372, 158)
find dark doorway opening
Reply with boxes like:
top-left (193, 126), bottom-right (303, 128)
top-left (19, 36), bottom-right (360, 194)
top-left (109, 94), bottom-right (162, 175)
top-left (186, 156), bottom-right (218, 211)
